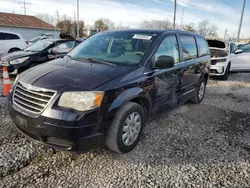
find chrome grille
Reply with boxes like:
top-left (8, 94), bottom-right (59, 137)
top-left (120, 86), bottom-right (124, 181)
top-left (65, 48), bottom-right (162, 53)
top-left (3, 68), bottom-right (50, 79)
top-left (13, 82), bottom-right (56, 113)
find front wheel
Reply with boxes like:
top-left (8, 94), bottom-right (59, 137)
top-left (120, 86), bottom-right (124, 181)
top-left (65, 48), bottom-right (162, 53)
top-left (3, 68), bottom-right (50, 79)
top-left (220, 65), bottom-right (230, 80)
top-left (106, 102), bottom-right (145, 154)
top-left (190, 78), bottom-right (207, 104)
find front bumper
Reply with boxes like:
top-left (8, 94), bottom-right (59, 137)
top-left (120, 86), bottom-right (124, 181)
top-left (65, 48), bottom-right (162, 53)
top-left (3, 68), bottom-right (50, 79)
top-left (7, 92), bottom-right (113, 152)
top-left (210, 65), bottom-right (225, 76)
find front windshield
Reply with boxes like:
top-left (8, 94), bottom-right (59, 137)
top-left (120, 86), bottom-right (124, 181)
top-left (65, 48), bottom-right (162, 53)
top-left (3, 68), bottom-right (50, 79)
top-left (68, 32), bottom-right (158, 65)
top-left (24, 40), bottom-right (53, 52)
top-left (29, 36), bottom-right (44, 43)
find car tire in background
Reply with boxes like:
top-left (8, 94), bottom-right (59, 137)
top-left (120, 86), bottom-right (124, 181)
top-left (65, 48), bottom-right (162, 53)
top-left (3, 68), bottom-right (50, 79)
top-left (106, 102), bottom-right (145, 154)
top-left (190, 77), bottom-right (207, 104)
top-left (221, 64), bottom-right (230, 80)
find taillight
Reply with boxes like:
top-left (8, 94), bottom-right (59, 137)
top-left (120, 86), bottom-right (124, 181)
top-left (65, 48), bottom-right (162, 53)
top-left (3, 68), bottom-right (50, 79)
top-left (25, 41), bottom-right (29, 45)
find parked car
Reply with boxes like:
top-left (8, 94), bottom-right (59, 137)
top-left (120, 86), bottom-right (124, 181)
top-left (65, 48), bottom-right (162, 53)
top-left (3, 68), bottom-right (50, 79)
top-left (208, 38), bottom-right (236, 80)
top-left (0, 31), bottom-right (29, 56)
top-left (8, 29), bottom-right (210, 153)
top-left (0, 39), bottom-right (81, 73)
top-left (230, 43), bottom-right (250, 71)
top-left (28, 36), bottom-right (49, 45)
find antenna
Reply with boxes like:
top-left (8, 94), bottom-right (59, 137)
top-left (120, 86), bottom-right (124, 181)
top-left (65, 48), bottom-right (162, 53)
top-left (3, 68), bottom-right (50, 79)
top-left (18, 0), bottom-right (30, 15)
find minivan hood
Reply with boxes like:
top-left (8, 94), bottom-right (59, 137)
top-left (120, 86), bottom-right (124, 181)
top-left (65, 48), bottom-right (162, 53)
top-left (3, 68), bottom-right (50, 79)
top-left (18, 57), bottom-right (133, 91)
top-left (0, 51), bottom-right (36, 61)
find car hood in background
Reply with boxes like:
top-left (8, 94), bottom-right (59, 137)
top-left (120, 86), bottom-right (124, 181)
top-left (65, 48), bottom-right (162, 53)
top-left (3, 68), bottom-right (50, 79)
top-left (0, 51), bottom-right (37, 61)
top-left (18, 57), bottom-right (133, 91)
top-left (207, 40), bottom-right (226, 49)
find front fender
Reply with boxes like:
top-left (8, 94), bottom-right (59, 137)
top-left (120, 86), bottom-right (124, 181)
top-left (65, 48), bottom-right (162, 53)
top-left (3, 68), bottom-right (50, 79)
top-left (108, 87), bottom-right (149, 113)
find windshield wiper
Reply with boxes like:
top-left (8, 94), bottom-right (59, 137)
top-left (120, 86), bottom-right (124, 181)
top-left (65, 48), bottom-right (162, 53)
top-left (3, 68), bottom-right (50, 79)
top-left (83, 58), bottom-right (117, 66)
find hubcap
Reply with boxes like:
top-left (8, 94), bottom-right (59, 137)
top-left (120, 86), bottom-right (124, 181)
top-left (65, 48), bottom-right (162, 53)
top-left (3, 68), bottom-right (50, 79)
top-left (122, 112), bottom-right (141, 146)
top-left (198, 82), bottom-right (205, 100)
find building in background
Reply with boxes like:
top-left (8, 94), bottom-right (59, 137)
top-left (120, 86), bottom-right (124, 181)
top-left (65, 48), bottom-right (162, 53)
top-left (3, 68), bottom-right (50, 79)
top-left (0, 12), bottom-right (60, 40)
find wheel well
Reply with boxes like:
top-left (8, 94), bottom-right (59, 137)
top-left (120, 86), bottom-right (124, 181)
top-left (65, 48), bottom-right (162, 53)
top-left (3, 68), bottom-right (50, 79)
top-left (130, 97), bottom-right (150, 121)
top-left (8, 48), bottom-right (21, 53)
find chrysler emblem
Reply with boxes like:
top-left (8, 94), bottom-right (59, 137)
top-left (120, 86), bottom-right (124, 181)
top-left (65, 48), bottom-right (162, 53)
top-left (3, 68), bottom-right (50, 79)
top-left (27, 84), bottom-right (33, 90)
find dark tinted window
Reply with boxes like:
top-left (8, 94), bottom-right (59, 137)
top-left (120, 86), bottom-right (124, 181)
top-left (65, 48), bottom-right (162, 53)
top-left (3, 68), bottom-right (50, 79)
top-left (196, 36), bottom-right (209, 56)
top-left (0, 32), bottom-right (5, 40)
top-left (0, 33), bottom-right (20, 40)
top-left (240, 44), bottom-right (250, 52)
top-left (180, 35), bottom-right (197, 60)
top-left (155, 35), bottom-right (179, 63)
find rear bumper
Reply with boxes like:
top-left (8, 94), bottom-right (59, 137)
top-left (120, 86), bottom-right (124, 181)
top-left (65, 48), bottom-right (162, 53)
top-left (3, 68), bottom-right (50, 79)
top-left (7, 93), bottom-right (114, 152)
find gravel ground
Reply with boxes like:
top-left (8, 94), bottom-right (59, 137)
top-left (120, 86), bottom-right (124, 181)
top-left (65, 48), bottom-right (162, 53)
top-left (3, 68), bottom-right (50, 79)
top-left (0, 73), bottom-right (250, 187)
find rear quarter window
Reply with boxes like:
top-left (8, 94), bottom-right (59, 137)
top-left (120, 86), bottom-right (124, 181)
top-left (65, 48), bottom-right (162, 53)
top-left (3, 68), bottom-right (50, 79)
top-left (196, 36), bottom-right (210, 56)
top-left (0, 33), bottom-right (20, 40)
top-left (180, 35), bottom-right (198, 60)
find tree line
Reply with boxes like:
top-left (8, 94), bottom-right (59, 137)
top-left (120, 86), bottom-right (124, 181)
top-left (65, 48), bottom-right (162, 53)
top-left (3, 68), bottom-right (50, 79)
top-left (36, 13), bottom-right (218, 38)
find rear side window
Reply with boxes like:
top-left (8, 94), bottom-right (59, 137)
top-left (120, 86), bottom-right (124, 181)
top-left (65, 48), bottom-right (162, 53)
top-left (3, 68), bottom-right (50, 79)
top-left (155, 35), bottom-right (180, 63)
top-left (0, 33), bottom-right (20, 40)
top-left (196, 36), bottom-right (210, 56)
top-left (180, 35), bottom-right (197, 60)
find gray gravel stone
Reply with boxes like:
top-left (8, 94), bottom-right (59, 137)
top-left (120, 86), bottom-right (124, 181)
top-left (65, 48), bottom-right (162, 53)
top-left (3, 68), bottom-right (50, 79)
top-left (0, 73), bottom-right (250, 187)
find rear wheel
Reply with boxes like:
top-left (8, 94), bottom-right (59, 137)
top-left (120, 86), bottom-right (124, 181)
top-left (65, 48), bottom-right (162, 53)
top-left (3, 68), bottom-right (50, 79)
top-left (106, 102), bottom-right (144, 153)
top-left (190, 77), bottom-right (207, 104)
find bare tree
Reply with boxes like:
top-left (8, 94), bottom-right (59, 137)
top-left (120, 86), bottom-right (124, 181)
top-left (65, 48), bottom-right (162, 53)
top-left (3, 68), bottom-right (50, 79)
top-left (197, 20), bottom-right (218, 37)
top-left (101, 18), bottom-right (115, 30)
top-left (140, 20), bottom-right (172, 29)
top-left (183, 23), bottom-right (196, 32)
top-left (36, 13), bottom-right (56, 26)
top-left (94, 19), bottom-right (109, 31)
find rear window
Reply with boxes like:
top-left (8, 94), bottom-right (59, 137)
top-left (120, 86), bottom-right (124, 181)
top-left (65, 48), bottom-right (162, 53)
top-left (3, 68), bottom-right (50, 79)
top-left (180, 35), bottom-right (198, 60)
top-left (196, 36), bottom-right (210, 56)
top-left (0, 32), bottom-right (20, 40)
top-left (207, 40), bottom-right (226, 48)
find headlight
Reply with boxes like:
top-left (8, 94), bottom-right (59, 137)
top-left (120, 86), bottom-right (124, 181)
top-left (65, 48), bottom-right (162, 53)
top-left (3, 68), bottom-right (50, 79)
top-left (217, 58), bottom-right (227, 62)
top-left (9, 57), bottom-right (29, 65)
top-left (58, 91), bottom-right (104, 111)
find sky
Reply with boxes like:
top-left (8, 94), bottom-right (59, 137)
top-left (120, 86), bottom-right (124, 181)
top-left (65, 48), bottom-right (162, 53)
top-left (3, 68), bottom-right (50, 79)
top-left (1, 0), bottom-right (250, 39)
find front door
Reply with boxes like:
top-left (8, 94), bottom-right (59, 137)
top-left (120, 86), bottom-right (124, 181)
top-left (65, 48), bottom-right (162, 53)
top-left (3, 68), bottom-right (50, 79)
top-left (231, 43), bottom-right (250, 71)
top-left (147, 33), bottom-right (183, 115)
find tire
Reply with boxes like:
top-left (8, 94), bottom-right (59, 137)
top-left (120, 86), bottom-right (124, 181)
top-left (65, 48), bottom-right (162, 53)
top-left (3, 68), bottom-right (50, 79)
top-left (220, 64), bottom-right (230, 80)
top-left (8, 48), bottom-right (21, 53)
top-left (190, 77), bottom-right (207, 104)
top-left (106, 102), bottom-right (145, 154)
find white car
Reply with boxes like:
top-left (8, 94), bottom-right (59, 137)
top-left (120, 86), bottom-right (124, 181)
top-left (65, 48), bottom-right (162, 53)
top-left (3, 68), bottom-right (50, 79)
top-left (0, 31), bottom-right (29, 56)
top-left (231, 43), bottom-right (250, 72)
top-left (208, 38), bottom-right (236, 80)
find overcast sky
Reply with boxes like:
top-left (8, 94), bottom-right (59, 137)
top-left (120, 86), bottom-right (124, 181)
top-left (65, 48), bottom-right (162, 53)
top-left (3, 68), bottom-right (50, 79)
top-left (1, 0), bottom-right (250, 38)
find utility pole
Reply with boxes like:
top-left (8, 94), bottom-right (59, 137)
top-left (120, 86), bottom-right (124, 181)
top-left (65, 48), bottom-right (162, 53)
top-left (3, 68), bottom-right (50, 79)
top-left (237, 0), bottom-right (246, 42)
top-left (77, 0), bottom-right (80, 38)
top-left (180, 8), bottom-right (185, 29)
top-left (224, 29), bottom-right (228, 40)
top-left (55, 10), bottom-right (60, 24)
top-left (173, 0), bottom-right (177, 29)
top-left (19, 0), bottom-right (30, 15)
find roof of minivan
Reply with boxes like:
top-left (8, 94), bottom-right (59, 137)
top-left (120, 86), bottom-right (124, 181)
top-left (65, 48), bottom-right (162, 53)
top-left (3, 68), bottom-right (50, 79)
top-left (101, 29), bottom-right (204, 37)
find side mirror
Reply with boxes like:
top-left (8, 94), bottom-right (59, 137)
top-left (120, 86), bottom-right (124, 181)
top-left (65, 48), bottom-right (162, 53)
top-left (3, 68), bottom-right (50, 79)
top-left (154, 55), bottom-right (175, 69)
top-left (234, 49), bottom-right (243, 54)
